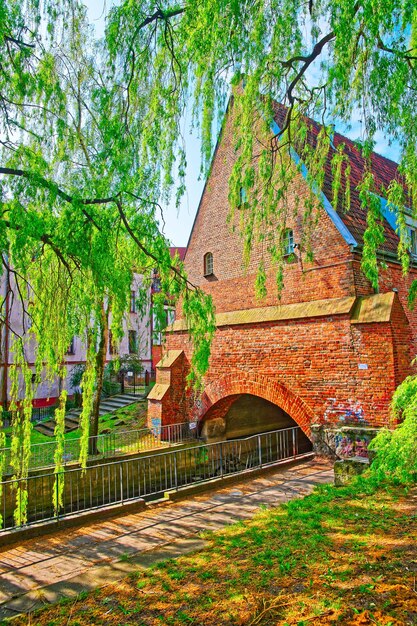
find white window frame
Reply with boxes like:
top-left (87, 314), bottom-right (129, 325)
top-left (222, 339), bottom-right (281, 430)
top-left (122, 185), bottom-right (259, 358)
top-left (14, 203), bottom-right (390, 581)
top-left (204, 252), bottom-right (214, 276)
top-left (166, 308), bottom-right (175, 326)
top-left (405, 216), bottom-right (417, 258)
top-left (283, 229), bottom-right (294, 256)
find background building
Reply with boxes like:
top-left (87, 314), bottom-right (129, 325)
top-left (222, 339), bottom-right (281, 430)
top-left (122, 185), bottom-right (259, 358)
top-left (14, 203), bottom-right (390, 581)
top-left (0, 248), bottom-right (185, 408)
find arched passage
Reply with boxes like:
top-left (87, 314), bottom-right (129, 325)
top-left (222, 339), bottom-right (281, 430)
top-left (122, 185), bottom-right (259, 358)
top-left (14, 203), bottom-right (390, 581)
top-left (189, 372), bottom-right (317, 440)
top-left (198, 393), bottom-right (312, 454)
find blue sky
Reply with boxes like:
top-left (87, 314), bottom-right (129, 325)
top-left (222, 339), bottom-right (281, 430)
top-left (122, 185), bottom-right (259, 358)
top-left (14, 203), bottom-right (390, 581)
top-left (85, 1), bottom-right (400, 247)
top-left (85, 0), bottom-right (203, 246)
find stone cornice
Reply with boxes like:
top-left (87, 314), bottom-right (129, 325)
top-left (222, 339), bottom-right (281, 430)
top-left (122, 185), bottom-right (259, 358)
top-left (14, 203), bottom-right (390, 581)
top-left (169, 293), bottom-right (398, 333)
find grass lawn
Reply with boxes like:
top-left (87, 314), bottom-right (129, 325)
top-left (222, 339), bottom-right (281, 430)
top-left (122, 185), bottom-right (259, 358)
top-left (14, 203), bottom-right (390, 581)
top-left (7, 479), bottom-right (417, 625)
top-left (96, 401), bottom-right (148, 435)
top-left (2, 401), bottom-right (148, 447)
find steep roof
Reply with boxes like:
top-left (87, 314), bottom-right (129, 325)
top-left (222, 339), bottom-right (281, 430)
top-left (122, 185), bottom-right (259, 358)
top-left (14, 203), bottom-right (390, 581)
top-left (272, 102), bottom-right (406, 255)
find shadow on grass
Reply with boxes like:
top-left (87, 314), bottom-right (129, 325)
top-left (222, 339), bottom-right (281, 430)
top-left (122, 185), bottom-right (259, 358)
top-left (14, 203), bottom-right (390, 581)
top-left (4, 479), bottom-right (417, 625)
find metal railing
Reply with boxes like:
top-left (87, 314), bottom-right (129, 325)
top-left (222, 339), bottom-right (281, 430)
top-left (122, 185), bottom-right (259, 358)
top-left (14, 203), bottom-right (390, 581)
top-left (0, 422), bottom-right (198, 474)
top-left (0, 427), bottom-right (312, 532)
top-left (120, 371), bottom-right (155, 396)
top-left (1, 405), bottom-right (62, 428)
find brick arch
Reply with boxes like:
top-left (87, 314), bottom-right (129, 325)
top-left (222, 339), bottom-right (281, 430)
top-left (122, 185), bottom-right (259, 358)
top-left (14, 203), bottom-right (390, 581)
top-left (190, 372), bottom-right (316, 436)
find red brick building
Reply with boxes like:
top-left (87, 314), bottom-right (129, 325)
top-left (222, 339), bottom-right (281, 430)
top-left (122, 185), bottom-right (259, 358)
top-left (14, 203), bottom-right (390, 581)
top-left (148, 103), bottom-right (417, 451)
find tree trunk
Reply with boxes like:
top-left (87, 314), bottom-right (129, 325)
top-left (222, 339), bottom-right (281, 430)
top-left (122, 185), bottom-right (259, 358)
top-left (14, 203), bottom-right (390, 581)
top-left (88, 303), bottom-right (109, 455)
top-left (1, 261), bottom-right (11, 407)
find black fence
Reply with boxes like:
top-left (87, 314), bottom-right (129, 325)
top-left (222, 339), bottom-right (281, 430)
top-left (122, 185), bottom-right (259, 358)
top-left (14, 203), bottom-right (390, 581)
top-left (1, 405), bottom-right (59, 428)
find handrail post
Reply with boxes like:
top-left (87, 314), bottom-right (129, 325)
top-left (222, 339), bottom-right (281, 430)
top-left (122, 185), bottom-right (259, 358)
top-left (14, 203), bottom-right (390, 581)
top-left (292, 428), bottom-right (297, 459)
top-left (120, 463), bottom-right (123, 503)
top-left (219, 442), bottom-right (223, 478)
top-left (258, 435), bottom-right (262, 468)
top-left (19, 480), bottom-right (22, 527)
top-left (174, 451), bottom-right (178, 490)
top-left (56, 475), bottom-right (60, 521)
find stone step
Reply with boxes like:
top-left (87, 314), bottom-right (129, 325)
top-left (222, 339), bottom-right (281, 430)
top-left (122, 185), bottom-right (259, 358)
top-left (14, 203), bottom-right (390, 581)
top-left (101, 398), bottom-right (133, 407)
top-left (110, 393), bottom-right (140, 401)
top-left (34, 394), bottom-right (143, 437)
top-left (65, 413), bottom-right (80, 422)
top-left (99, 401), bottom-right (133, 411)
top-left (35, 422), bottom-right (56, 436)
top-left (65, 416), bottom-right (80, 427)
top-left (64, 422), bottom-right (79, 433)
top-left (115, 392), bottom-right (143, 399)
top-left (121, 393), bottom-right (146, 404)
top-left (122, 392), bottom-right (145, 400)
top-left (99, 404), bottom-right (124, 413)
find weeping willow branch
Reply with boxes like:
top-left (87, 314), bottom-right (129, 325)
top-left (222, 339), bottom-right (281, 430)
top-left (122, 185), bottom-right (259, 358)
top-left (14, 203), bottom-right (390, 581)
top-left (4, 34), bottom-right (35, 49)
top-left (0, 167), bottom-right (106, 228)
top-left (2, 219), bottom-right (73, 274)
top-left (115, 198), bottom-right (200, 292)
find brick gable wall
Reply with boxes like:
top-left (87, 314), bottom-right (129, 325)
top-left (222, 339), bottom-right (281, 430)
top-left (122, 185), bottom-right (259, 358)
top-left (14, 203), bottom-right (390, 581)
top-left (185, 108), bottom-right (355, 312)
top-left (148, 107), bottom-right (417, 441)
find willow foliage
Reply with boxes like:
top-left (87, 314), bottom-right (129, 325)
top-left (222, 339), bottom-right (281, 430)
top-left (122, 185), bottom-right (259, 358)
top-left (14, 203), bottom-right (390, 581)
top-left (1, 0), bottom-right (417, 518)
top-left (369, 375), bottom-right (417, 484)
top-left (0, 0), bottom-right (215, 521)
top-left (106, 0), bottom-right (417, 296)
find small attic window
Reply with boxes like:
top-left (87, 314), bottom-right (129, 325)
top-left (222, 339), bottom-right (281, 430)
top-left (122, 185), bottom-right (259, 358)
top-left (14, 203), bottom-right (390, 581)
top-left (283, 229), bottom-right (294, 256)
top-left (404, 213), bottom-right (417, 258)
top-left (408, 226), bottom-right (417, 257)
top-left (204, 252), bottom-right (214, 276)
top-left (239, 187), bottom-right (247, 206)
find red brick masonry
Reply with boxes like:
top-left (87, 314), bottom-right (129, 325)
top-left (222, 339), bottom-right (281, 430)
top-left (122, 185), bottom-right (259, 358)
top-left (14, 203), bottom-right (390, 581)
top-left (148, 292), bottom-right (414, 436)
top-left (148, 104), bottom-right (417, 439)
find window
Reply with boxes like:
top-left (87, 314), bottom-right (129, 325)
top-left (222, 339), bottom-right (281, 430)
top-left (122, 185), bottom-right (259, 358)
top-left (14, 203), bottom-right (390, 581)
top-left (204, 252), bottom-right (214, 276)
top-left (128, 330), bottom-right (138, 354)
top-left (66, 337), bottom-right (75, 355)
top-left (239, 187), bottom-right (247, 207)
top-left (152, 311), bottom-right (162, 346)
top-left (166, 308), bottom-right (175, 326)
top-left (151, 269), bottom-right (161, 293)
top-left (152, 308), bottom-right (175, 346)
top-left (130, 291), bottom-right (136, 313)
top-left (283, 229), bottom-right (294, 256)
top-left (407, 226), bottom-right (417, 257)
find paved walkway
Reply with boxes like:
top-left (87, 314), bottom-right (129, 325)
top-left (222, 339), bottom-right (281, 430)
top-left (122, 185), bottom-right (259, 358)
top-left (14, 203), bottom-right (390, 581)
top-left (0, 458), bottom-right (332, 619)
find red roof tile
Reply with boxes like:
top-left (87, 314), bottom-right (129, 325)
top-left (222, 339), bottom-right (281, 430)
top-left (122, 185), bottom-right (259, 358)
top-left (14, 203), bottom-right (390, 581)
top-left (272, 102), bottom-right (405, 255)
top-left (169, 246), bottom-right (187, 261)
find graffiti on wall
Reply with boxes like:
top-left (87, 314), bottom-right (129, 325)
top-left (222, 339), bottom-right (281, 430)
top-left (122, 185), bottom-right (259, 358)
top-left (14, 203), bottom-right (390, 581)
top-left (315, 427), bottom-right (374, 459)
top-left (333, 432), bottom-right (372, 458)
top-left (323, 398), bottom-right (367, 425)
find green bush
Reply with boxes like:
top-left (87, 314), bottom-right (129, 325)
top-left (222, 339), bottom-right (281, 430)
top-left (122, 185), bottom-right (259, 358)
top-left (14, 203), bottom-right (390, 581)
top-left (369, 374), bottom-right (417, 485)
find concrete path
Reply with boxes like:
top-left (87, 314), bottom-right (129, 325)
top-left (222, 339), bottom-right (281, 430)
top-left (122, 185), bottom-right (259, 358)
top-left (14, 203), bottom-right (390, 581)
top-left (0, 458), bottom-right (332, 620)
